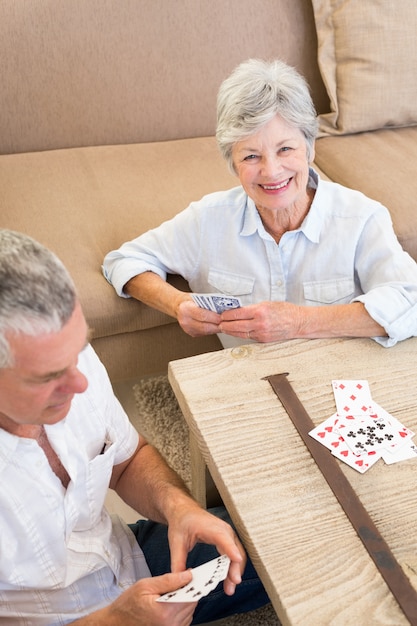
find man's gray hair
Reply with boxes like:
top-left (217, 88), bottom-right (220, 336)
top-left (0, 230), bottom-right (77, 368)
top-left (216, 58), bottom-right (318, 173)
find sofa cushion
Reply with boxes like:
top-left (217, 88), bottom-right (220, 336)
top-left (314, 126), bottom-right (417, 262)
top-left (0, 0), bottom-right (329, 154)
top-left (311, 0), bottom-right (417, 136)
top-left (0, 137), bottom-right (237, 340)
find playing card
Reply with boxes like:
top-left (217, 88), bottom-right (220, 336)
top-left (309, 414), bottom-right (381, 472)
top-left (382, 441), bottom-right (417, 464)
top-left (191, 293), bottom-right (241, 313)
top-left (334, 415), bottom-right (390, 455)
top-left (308, 413), bottom-right (345, 452)
top-left (210, 295), bottom-right (241, 314)
top-left (157, 555), bottom-right (231, 603)
top-left (370, 403), bottom-right (414, 446)
top-left (331, 440), bottom-right (381, 473)
top-left (190, 294), bottom-right (206, 309)
top-left (309, 380), bottom-right (416, 473)
top-left (332, 380), bottom-right (374, 417)
top-left (336, 405), bottom-right (414, 456)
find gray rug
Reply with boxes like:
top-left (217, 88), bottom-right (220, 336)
top-left (133, 375), bottom-right (281, 626)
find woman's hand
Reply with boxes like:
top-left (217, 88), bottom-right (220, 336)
top-left (219, 301), bottom-right (386, 342)
top-left (219, 301), bottom-right (302, 342)
top-left (177, 300), bottom-right (222, 337)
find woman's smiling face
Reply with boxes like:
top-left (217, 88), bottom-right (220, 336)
top-left (232, 114), bottom-right (314, 215)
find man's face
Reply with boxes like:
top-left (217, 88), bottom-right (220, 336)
top-left (0, 301), bottom-right (89, 434)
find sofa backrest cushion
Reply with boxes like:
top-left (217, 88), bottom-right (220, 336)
top-left (0, 137), bottom-right (239, 338)
top-left (0, 0), bottom-right (328, 154)
top-left (311, 0), bottom-right (417, 136)
top-left (314, 126), bottom-right (417, 262)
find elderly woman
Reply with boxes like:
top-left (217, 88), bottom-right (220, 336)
top-left (103, 59), bottom-right (417, 348)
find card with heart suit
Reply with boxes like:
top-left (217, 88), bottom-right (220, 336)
top-left (332, 442), bottom-right (381, 473)
top-left (308, 413), bottom-right (346, 451)
top-left (157, 555), bottom-right (231, 603)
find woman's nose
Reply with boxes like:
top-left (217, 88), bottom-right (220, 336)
top-left (261, 155), bottom-right (282, 178)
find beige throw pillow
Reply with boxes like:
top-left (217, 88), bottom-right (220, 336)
top-left (311, 0), bottom-right (417, 135)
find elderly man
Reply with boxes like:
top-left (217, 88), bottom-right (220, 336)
top-left (0, 229), bottom-right (268, 625)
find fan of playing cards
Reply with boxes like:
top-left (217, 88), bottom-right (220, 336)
top-left (309, 380), bottom-right (417, 473)
top-left (157, 555), bottom-right (230, 603)
top-left (191, 293), bottom-right (242, 314)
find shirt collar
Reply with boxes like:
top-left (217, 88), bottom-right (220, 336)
top-left (241, 196), bottom-right (265, 237)
top-left (299, 168), bottom-right (321, 244)
top-left (0, 428), bottom-right (23, 475)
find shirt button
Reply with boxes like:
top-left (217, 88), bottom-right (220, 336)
top-left (276, 280), bottom-right (283, 286)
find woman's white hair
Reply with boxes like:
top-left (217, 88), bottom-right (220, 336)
top-left (216, 58), bottom-right (318, 173)
top-left (0, 230), bottom-right (77, 368)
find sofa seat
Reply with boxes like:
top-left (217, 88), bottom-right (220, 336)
top-left (314, 126), bottom-right (417, 262)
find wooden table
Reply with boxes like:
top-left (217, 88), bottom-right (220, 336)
top-left (168, 337), bottom-right (417, 625)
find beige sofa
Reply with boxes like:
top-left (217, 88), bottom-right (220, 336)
top-left (2, 0), bottom-right (417, 383)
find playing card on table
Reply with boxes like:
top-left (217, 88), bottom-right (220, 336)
top-left (331, 440), bottom-right (381, 473)
top-left (382, 441), bottom-right (417, 464)
top-left (309, 413), bottom-right (381, 473)
top-left (191, 293), bottom-right (242, 314)
top-left (332, 380), bottom-right (375, 417)
top-left (157, 555), bottom-right (230, 603)
top-left (336, 416), bottom-right (384, 455)
top-left (308, 413), bottom-right (345, 452)
top-left (336, 403), bottom-right (414, 456)
top-left (309, 379), bottom-right (416, 472)
top-left (371, 402), bottom-right (414, 445)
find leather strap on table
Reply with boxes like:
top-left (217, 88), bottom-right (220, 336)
top-left (265, 372), bottom-right (417, 625)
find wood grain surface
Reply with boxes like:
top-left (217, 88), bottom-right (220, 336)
top-left (168, 337), bottom-right (417, 626)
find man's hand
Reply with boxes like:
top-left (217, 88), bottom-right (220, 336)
top-left (177, 300), bottom-right (222, 337)
top-left (167, 504), bottom-right (247, 597)
top-left (73, 571), bottom-right (197, 625)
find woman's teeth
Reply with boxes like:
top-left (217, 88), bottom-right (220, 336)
top-left (261, 179), bottom-right (290, 190)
